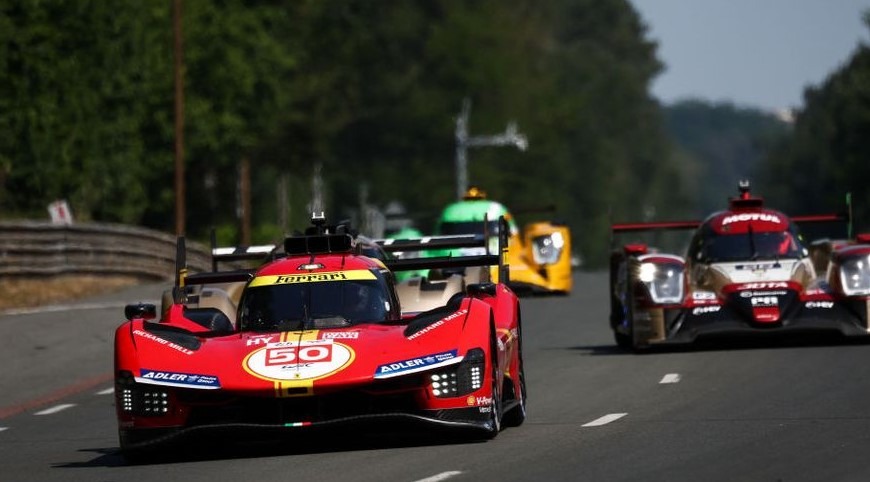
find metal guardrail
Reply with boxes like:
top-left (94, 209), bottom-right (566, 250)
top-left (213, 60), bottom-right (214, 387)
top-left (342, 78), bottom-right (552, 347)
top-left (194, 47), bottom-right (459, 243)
top-left (0, 221), bottom-right (213, 280)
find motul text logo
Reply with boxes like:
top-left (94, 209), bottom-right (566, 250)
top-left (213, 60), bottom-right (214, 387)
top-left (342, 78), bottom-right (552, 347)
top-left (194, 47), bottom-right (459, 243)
top-left (721, 213), bottom-right (781, 226)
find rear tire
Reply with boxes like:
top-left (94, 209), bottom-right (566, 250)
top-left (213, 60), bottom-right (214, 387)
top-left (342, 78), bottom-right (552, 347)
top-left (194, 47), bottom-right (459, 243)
top-left (614, 330), bottom-right (632, 349)
top-left (483, 328), bottom-right (502, 439)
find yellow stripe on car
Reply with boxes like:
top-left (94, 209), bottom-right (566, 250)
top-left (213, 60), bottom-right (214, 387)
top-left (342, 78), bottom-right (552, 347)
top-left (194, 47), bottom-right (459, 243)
top-left (249, 270), bottom-right (376, 287)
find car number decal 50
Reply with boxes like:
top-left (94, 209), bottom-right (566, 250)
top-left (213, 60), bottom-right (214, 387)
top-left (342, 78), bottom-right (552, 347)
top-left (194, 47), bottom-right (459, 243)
top-left (244, 340), bottom-right (354, 382)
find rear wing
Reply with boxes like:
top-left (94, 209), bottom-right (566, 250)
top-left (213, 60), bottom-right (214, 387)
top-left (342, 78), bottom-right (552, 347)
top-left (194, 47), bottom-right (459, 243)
top-left (376, 234), bottom-right (484, 253)
top-left (611, 220), bottom-right (701, 234)
top-left (380, 216), bottom-right (511, 284)
top-left (170, 215), bottom-right (512, 301)
top-left (791, 211), bottom-right (852, 242)
top-left (611, 210), bottom-right (852, 249)
top-left (171, 236), bottom-right (256, 304)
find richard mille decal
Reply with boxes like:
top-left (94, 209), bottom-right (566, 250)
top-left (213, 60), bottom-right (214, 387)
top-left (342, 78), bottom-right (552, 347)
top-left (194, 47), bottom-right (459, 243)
top-left (133, 329), bottom-right (194, 355)
top-left (407, 309), bottom-right (468, 340)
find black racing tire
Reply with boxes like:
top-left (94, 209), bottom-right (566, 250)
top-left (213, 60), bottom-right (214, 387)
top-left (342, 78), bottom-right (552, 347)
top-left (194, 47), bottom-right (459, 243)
top-left (614, 258), bottom-right (641, 351)
top-left (614, 330), bottom-right (632, 349)
top-left (483, 324), bottom-right (503, 439)
top-left (119, 430), bottom-right (153, 464)
top-left (503, 308), bottom-right (526, 427)
top-left (118, 428), bottom-right (175, 464)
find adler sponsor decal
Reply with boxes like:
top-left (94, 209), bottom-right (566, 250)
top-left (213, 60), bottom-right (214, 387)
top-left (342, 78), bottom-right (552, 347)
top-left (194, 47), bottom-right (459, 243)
top-left (721, 213), bottom-right (782, 226)
top-left (138, 369), bottom-right (220, 389)
top-left (805, 301), bottom-right (834, 309)
top-left (374, 350), bottom-right (459, 379)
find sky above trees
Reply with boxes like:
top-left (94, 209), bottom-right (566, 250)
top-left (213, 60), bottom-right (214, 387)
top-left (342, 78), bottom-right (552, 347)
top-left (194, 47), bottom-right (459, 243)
top-left (629, 0), bottom-right (870, 111)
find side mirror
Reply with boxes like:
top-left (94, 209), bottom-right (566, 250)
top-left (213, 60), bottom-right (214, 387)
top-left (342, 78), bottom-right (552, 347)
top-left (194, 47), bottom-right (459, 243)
top-left (125, 303), bottom-right (157, 321)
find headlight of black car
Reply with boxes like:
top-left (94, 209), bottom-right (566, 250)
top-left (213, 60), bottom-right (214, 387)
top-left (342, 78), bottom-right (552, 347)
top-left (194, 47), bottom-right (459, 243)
top-left (840, 255), bottom-right (870, 296)
top-left (638, 262), bottom-right (684, 304)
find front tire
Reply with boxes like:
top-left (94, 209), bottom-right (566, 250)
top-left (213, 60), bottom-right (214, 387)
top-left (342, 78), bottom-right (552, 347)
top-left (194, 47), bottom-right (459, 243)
top-left (483, 328), bottom-right (503, 438)
top-left (503, 309), bottom-right (526, 427)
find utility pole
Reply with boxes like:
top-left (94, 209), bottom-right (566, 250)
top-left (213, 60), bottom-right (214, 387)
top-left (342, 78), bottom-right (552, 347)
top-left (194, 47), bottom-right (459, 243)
top-left (173, 0), bottom-right (185, 235)
top-left (239, 157), bottom-right (251, 245)
top-left (308, 162), bottom-right (324, 216)
top-left (454, 97), bottom-right (528, 199)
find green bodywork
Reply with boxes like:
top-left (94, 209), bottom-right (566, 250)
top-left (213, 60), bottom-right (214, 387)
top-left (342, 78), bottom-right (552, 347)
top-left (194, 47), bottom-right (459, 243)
top-left (433, 199), bottom-right (518, 256)
top-left (386, 227), bottom-right (430, 282)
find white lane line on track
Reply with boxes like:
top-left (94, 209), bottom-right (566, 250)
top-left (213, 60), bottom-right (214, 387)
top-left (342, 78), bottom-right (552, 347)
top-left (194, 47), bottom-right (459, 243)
top-left (582, 413), bottom-right (627, 427)
top-left (660, 373), bottom-right (681, 384)
top-left (34, 404), bottom-right (76, 415)
top-left (1, 299), bottom-right (159, 316)
top-left (0, 427), bottom-right (8, 432)
top-left (96, 387), bottom-right (114, 396)
top-left (413, 472), bottom-right (463, 482)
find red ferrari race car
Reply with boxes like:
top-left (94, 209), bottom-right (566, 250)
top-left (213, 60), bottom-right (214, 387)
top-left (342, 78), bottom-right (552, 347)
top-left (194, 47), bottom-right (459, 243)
top-left (114, 214), bottom-right (526, 458)
top-left (609, 180), bottom-right (870, 351)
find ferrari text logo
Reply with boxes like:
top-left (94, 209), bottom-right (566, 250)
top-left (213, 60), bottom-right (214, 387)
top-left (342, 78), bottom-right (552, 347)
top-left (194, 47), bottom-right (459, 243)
top-left (249, 270), bottom-right (376, 287)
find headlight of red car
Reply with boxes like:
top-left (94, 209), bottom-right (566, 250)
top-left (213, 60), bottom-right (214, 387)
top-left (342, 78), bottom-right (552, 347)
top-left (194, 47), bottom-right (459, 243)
top-left (638, 262), bottom-right (684, 304)
top-left (840, 255), bottom-right (870, 296)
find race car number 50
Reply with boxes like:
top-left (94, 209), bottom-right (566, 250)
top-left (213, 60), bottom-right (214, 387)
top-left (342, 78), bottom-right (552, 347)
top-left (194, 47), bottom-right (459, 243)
top-left (244, 340), bottom-right (354, 381)
top-left (265, 344), bottom-right (333, 366)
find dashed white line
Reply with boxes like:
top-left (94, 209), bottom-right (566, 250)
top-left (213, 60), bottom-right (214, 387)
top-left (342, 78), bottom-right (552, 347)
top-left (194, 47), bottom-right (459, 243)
top-left (34, 404), bottom-right (76, 415)
top-left (1, 300), bottom-right (158, 316)
top-left (660, 373), bottom-right (681, 384)
top-left (413, 472), bottom-right (463, 482)
top-left (582, 413), bottom-right (627, 427)
top-left (0, 427), bottom-right (8, 432)
top-left (96, 387), bottom-right (114, 395)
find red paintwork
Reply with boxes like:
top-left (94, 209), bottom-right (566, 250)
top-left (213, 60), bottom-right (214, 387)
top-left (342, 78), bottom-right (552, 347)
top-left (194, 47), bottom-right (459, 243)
top-left (114, 248), bottom-right (522, 444)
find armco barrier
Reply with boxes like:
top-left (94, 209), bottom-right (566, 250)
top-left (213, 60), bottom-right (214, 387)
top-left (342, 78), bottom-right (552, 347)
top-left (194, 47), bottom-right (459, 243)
top-left (0, 221), bottom-right (213, 280)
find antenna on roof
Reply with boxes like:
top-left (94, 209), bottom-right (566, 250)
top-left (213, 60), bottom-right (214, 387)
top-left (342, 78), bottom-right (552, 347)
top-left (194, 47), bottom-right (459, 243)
top-left (311, 212), bottom-right (327, 234)
top-left (738, 179), bottom-right (751, 199)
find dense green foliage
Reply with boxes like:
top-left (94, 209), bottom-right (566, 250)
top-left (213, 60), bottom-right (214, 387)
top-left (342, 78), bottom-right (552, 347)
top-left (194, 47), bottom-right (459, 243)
top-left (760, 17), bottom-right (870, 234)
top-left (2, 0), bottom-right (693, 266)
top-left (663, 100), bottom-right (791, 218)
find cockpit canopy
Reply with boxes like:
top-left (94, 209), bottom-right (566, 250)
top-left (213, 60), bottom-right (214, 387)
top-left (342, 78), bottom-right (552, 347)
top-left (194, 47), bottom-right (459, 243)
top-left (237, 269), bottom-right (394, 332)
top-left (687, 219), bottom-right (806, 263)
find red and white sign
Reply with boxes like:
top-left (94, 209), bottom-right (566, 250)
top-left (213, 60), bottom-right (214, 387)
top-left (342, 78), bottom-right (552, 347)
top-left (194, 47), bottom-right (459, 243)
top-left (47, 200), bottom-right (73, 225)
